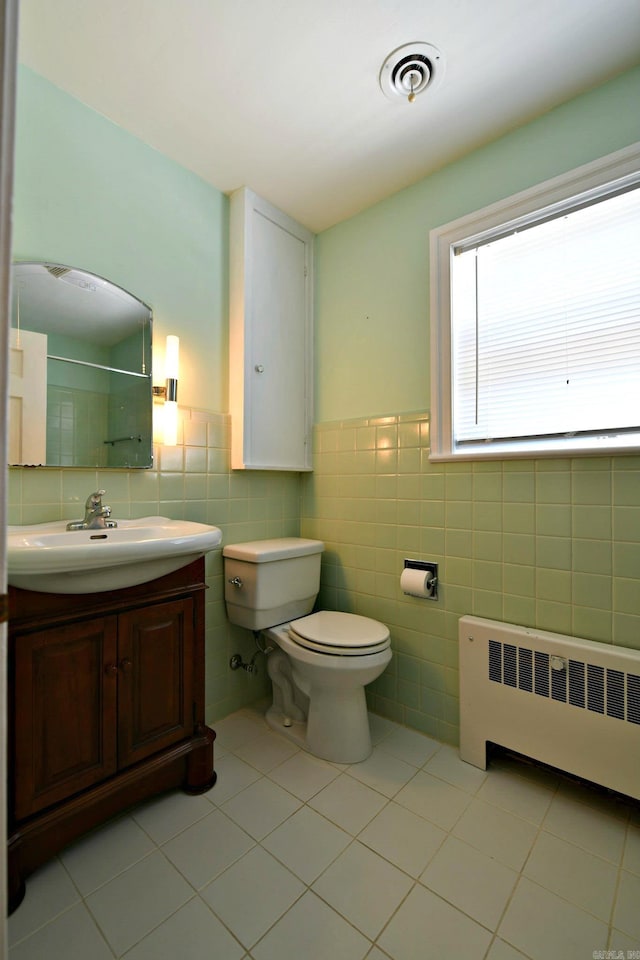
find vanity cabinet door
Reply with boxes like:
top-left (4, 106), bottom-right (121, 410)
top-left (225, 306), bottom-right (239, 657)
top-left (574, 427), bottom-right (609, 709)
top-left (117, 598), bottom-right (195, 768)
top-left (13, 617), bottom-right (119, 819)
top-left (7, 560), bottom-right (215, 916)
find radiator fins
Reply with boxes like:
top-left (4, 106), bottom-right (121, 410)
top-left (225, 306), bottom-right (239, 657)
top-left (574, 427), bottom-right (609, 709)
top-left (488, 638), bottom-right (640, 725)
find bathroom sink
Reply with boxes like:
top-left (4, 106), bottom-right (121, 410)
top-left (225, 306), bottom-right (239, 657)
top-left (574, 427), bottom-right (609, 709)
top-left (7, 517), bottom-right (223, 594)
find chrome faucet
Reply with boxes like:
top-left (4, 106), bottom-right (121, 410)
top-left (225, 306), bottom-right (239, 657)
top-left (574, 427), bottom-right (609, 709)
top-left (66, 490), bottom-right (118, 531)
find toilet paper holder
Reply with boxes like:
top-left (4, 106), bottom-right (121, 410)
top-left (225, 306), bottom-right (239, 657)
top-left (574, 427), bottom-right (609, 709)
top-left (403, 558), bottom-right (439, 601)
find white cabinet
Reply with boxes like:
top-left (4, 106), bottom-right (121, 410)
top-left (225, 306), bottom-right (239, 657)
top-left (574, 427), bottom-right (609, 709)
top-left (229, 188), bottom-right (314, 471)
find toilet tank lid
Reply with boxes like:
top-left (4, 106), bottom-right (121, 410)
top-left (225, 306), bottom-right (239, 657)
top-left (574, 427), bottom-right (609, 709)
top-left (223, 537), bottom-right (324, 562)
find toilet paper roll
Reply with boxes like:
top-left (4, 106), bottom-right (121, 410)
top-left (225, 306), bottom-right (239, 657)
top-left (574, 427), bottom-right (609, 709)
top-left (401, 567), bottom-right (433, 598)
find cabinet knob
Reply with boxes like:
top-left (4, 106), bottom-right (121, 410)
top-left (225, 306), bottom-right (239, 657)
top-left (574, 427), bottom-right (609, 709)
top-left (254, 364), bottom-right (264, 373)
top-left (104, 663), bottom-right (118, 677)
top-left (119, 658), bottom-right (132, 672)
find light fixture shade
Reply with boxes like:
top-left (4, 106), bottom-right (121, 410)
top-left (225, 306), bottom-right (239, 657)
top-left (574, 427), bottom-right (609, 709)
top-left (165, 335), bottom-right (180, 380)
top-left (163, 334), bottom-right (180, 444)
top-left (164, 400), bottom-right (178, 446)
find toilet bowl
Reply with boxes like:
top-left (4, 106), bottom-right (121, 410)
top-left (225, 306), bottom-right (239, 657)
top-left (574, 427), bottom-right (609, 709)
top-left (264, 611), bottom-right (391, 763)
top-left (222, 538), bottom-right (393, 763)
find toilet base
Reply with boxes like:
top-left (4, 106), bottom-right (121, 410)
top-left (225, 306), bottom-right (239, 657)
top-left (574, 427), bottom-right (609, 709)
top-left (263, 622), bottom-right (392, 764)
top-left (307, 685), bottom-right (373, 763)
top-left (265, 705), bottom-right (308, 751)
top-left (264, 691), bottom-right (373, 764)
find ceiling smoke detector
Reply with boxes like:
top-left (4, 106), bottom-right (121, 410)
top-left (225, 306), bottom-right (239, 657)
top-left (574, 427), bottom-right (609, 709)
top-left (379, 42), bottom-right (445, 103)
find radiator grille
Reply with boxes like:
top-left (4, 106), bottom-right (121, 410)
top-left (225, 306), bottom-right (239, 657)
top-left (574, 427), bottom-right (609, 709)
top-left (488, 638), bottom-right (640, 724)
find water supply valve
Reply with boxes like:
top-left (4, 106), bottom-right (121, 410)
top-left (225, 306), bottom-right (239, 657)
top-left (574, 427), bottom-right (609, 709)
top-left (229, 653), bottom-right (258, 674)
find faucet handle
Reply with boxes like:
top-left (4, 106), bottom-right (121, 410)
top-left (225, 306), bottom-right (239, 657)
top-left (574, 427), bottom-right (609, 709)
top-left (87, 489), bottom-right (106, 505)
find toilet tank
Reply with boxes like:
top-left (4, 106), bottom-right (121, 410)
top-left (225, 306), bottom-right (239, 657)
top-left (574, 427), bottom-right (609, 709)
top-left (223, 538), bottom-right (324, 630)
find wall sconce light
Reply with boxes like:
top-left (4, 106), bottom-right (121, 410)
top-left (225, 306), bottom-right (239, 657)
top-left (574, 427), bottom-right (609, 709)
top-left (153, 335), bottom-right (180, 445)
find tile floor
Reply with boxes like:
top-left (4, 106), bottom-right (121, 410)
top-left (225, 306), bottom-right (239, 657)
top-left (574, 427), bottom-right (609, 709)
top-left (8, 702), bottom-right (640, 960)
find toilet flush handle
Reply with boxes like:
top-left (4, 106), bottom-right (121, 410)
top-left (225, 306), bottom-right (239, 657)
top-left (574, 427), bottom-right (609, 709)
top-left (228, 576), bottom-right (243, 588)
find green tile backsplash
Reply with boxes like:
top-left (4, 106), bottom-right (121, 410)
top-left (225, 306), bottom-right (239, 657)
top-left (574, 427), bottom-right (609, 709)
top-left (301, 411), bottom-right (640, 745)
top-left (8, 405), bottom-right (300, 724)
top-left (10, 404), bottom-right (640, 745)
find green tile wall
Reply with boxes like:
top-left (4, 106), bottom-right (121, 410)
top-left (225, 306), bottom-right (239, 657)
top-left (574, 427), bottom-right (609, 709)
top-left (300, 411), bottom-right (640, 745)
top-left (47, 384), bottom-right (110, 467)
top-left (8, 405), bottom-right (302, 723)
top-left (11, 403), bottom-right (640, 744)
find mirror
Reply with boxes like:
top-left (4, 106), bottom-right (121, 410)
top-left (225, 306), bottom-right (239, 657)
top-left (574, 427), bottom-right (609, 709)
top-left (10, 262), bottom-right (153, 468)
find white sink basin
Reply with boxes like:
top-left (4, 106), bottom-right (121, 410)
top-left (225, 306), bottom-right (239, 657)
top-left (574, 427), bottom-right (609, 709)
top-left (7, 516), bottom-right (223, 594)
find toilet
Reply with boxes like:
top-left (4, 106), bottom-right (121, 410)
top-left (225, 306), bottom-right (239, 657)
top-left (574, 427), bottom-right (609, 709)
top-left (223, 538), bottom-right (392, 763)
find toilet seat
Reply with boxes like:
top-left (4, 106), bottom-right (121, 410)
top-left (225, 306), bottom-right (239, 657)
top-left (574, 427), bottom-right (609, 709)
top-left (288, 610), bottom-right (390, 656)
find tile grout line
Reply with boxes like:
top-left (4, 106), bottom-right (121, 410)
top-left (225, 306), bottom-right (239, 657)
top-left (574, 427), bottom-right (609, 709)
top-left (9, 711), bottom-right (640, 959)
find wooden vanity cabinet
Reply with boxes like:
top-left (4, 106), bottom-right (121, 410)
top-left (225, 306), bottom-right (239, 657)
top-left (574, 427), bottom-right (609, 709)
top-left (7, 558), bottom-right (215, 914)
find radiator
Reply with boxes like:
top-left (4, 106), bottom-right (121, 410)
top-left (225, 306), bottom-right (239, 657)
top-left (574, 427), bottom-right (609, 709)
top-left (459, 616), bottom-right (640, 802)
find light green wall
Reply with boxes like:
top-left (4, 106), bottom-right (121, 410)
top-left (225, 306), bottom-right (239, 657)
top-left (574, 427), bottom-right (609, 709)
top-left (11, 62), bottom-right (640, 744)
top-left (304, 65), bottom-right (640, 742)
top-left (11, 65), bottom-right (300, 722)
top-left (301, 414), bottom-right (640, 742)
top-left (315, 66), bottom-right (640, 423)
top-left (13, 66), bottom-right (228, 414)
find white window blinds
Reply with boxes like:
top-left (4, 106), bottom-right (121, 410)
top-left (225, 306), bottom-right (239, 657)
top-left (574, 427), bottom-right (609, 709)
top-left (450, 184), bottom-right (640, 452)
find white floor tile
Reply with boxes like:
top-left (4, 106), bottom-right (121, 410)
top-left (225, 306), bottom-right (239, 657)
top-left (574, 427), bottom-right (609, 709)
top-left (394, 770), bottom-right (472, 831)
top-left (368, 713), bottom-right (399, 744)
top-left (378, 884), bottom-right (492, 960)
top-left (161, 809), bottom-right (255, 888)
top-left (609, 928), bottom-right (640, 954)
top-left (485, 938), bottom-right (530, 960)
top-left (555, 779), bottom-right (633, 821)
top-left (85, 851), bottom-right (194, 957)
top-left (221, 776), bottom-right (301, 840)
top-left (346, 745), bottom-right (418, 798)
top-left (201, 846), bottom-right (305, 948)
top-left (420, 835), bottom-right (518, 930)
top-left (624, 822), bottom-right (640, 876)
top-left (122, 897), bottom-right (244, 959)
top-left (10, 903), bottom-right (114, 960)
top-left (234, 730), bottom-right (299, 773)
top-left (8, 858), bottom-right (81, 947)
top-left (523, 830), bottom-right (618, 921)
top-left (9, 707), bottom-right (634, 960)
top-left (499, 877), bottom-right (608, 960)
top-left (251, 891), bottom-right (370, 960)
top-left (212, 712), bottom-right (268, 751)
top-left (543, 792), bottom-right (627, 863)
top-left (376, 725), bottom-right (440, 767)
top-left (60, 815), bottom-right (155, 896)
top-left (312, 841), bottom-right (413, 939)
top-left (612, 870), bottom-right (640, 940)
top-left (308, 772), bottom-right (389, 835)
top-left (476, 765), bottom-right (554, 824)
top-left (262, 806), bottom-right (352, 884)
top-left (205, 753), bottom-right (262, 804)
top-left (423, 744), bottom-right (488, 793)
top-left (131, 789), bottom-right (215, 845)
top-left (490, 753), bottom-right (560, 791)
top-left (268, 749), bottom-right (340, 800)
top-left (452, 798), bottom-right (538, 871)
top-left (358, 801), bottom-right (446, 877)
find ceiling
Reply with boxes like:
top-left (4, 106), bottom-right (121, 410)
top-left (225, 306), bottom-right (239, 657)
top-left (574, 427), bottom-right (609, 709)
top-left (17, 0), bottom-right (640, 233)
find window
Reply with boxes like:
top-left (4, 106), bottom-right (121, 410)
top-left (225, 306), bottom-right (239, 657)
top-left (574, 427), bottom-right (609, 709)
top-left (430, 144), bottom-right (640, 460)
